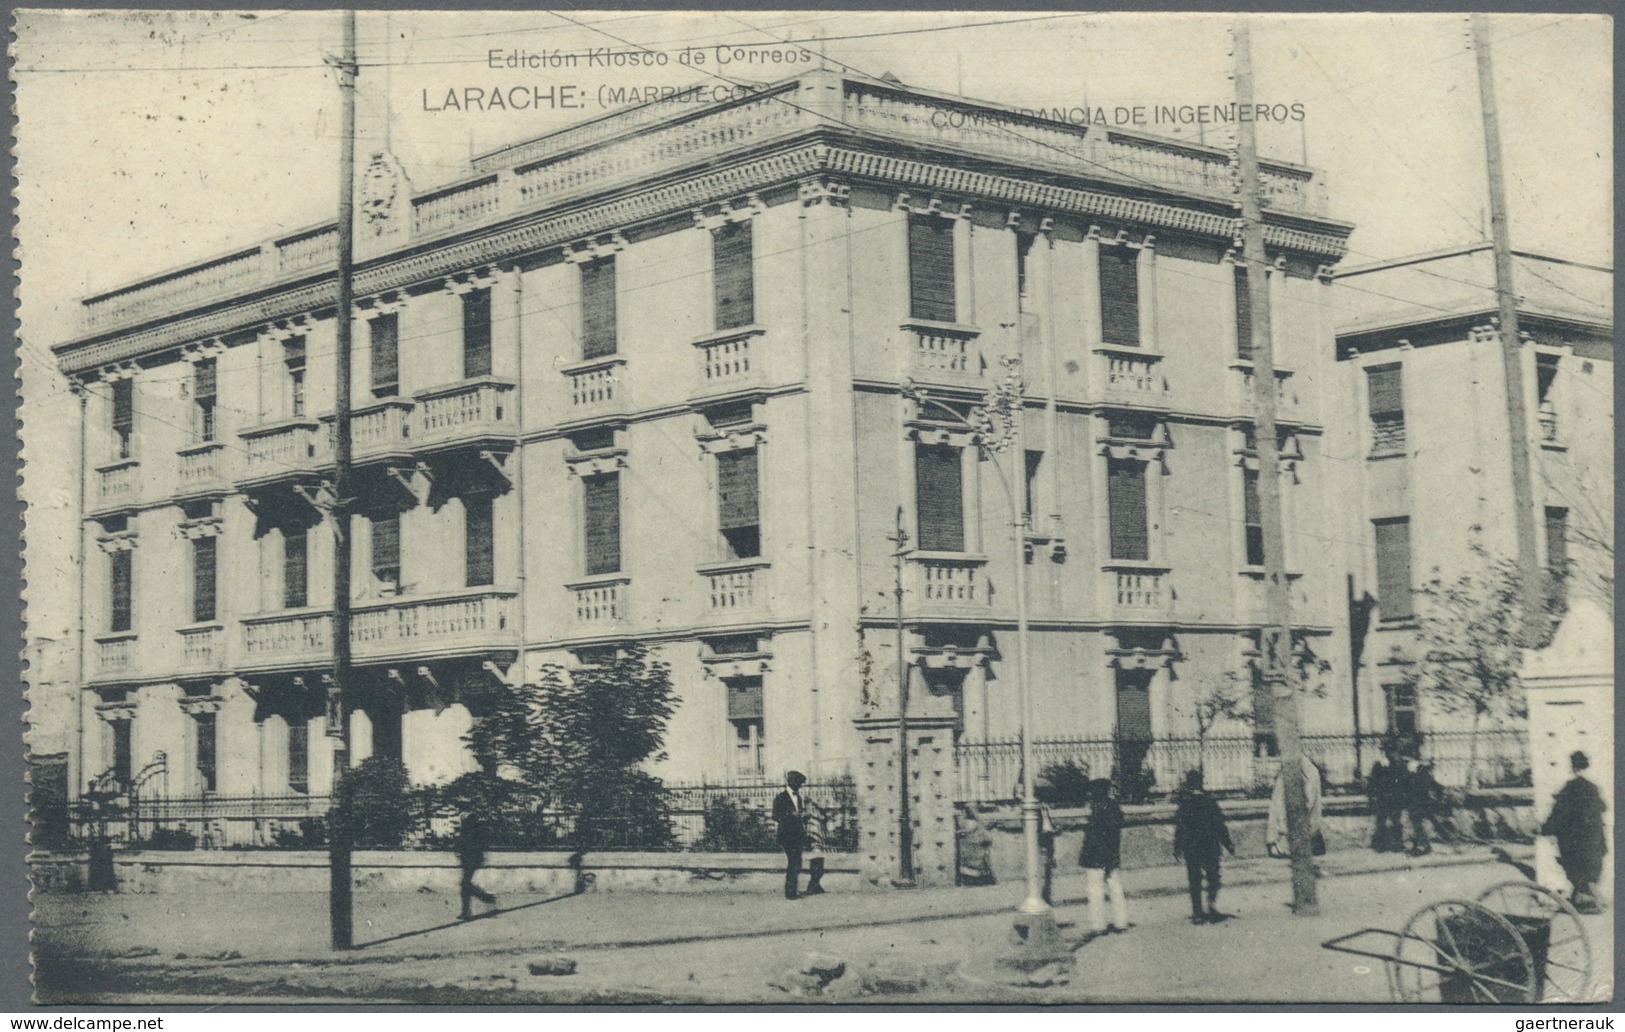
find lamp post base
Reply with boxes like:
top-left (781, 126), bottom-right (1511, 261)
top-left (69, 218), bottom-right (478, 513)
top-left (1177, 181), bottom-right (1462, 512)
top-left (997, 910), bottom-right (1072, 974)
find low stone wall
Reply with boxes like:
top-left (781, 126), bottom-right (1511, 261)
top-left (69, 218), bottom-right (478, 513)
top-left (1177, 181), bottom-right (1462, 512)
top-left (29, 849), bottom-right (863, 896)
top-left (978, 791), bottom-right (1535, 879)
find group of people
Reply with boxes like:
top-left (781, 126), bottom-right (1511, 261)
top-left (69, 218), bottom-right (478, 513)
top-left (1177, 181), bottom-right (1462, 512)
top-left (1367, 737), bottom-right (1448, 856)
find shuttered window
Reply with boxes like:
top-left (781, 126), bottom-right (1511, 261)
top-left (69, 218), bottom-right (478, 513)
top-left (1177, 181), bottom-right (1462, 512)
top-left (1373, 517), bottom-right (1412, 620)
top-left (1234, 265), bottom-right (1253, 361)
top-left (717, 449), bottom-right (761, 559)
top-left (1367, 364), bottom-right (1403, 419)
top-left (1107, 412), bottom-right (1156, 440)
top-left (1107, 459), bottom-right (1149, 561)
top-left (1023, 450), bottom-right (1043, 528)
top-left (1099, 245), bottom-right (1140, 347)
top-left (109, 550), bottom-right (132, 632)
top-left (1384, 683), bottom-right (1418, 737)
top-left (1545, 506), bottom-right (1568, 575)
top-left (1114, 668), bottom-right (1153, 741)
top-left (580, 258), bottom-right (618, 360)
top-left (583, 474), bottom-right (621, 576)
top-left (194, 360), bottom-right (217, 443)
top-left (111, 379), bottom-right (134, 459)
top-left (288, 720), bottom-right (309, 793)
top-left (283, 528), bottom-right (308, 609)
top-left (285, 338), bottom-right (307, 418)
top-left (371, 513), bottom-right (400, 590)
top-left (192, 536), bottom-right (217, 624)
top-left (713, 221), bottom-right (755, 330)
top-left (915, 444), bottom-right (965, 553)
top-left (726, 676), bottom-right (764, 719)
top-left (1243, 469), bottom-right (1265, 566)
top-left (111, 719), bottom-right (132, 785)
top-left (908, 214), bottom-right (956, 322)
top-left (463, 288), bottom-right (493, 378)
top-left (466, 494), bottom-right (495, 588)
top-left (195, 712), bottom-right (217, 792)
top-left (370, 314), bottom-right (399, 397)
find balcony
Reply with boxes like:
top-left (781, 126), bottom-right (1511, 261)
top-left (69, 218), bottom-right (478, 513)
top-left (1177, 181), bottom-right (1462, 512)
top-left (905, 322), bottom-right (982, 390)
top-left (178, 624), bottom-right (226, 673)
top-left (1369, 416), bottom-right (1406, 459)
top-left (414, 377), bottom-right (517, 452)
top-left (1238, 571), bottom-right (1311, 626)
top-left (1230, 363), bottom-right (1299, 421)
top-left (568, 576), bottom-right (629, 630)
top-left (237, 419), bottom-right (327, 488)
top-left (692, 327), bottom-right (767, 400)
top-left (1094, 346), bottom-right (1167, 402)
top-left (238, 589), bottom-right (518, 673)
top-left (175, 443), bottom-right (228, 499)
top-left (91, 633), bottom-right (138, 682)
top-left (562, 357), bottom-right (628, 418)
top-left (908, 553), bottom-right (989, 618)
top-left (1103, 563), bottom-right (1172, 621)
top-left (700, 560), bottom-right (771, 617)
top-left (328, 398), bottom-right (416, 465)
top-left (92, 459), bottom-right (142, 514)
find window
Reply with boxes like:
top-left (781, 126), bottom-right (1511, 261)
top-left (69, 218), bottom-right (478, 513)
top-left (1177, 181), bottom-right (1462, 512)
top-left (1537, 354), bottom-right (1559, 441)
top-left (1384, 682), bottom-right (1418, 739)
top-left (1243, 469), bottom-right (1265, 567)
top-left (111, 378), bottom-right (134, 459)
top-left (583, 474), bottom-right (621, 576)
top-left (288, 720), bottom-right (309, 794)
top-left (1373, 517), bottom-right (1413, 620)
top-left (465, 494), bottom-right (494, 588)
top-left (284, 337), bottom-right (307, 418)
top-left (717, 449), bottom-right (761, 560)
top-left (1023, 450), bottom-right (1043, 530)
top-left (580, 257), bottom-right (617, 360)
top-left (283, 528), bottom-right (309, 609)
top-left (1016, 231), bottom-right (1037, 312)
top-left (109, 550), bottom-right (132, 632)
top-left (191, 536), bottom-right (217, 624)
top-left (726, 676), bottom-right (765, 779)
top-left (1250, 665), bottom-right (1277, 756)
top-left (370, 314), bottom-right (399, 398)
top-left (1099, 244), bottom-right (1140, 347)
top-left (110, 719), bottom-right (132, 786)
top-left (463, 288), bottom-right (493, 378)
top-left (1107, 412), bottom-right (1156, 440)
top-left (194, 712), bottom-right (217, 792)
top-left (907, 214), bottom-right (956, 322)
top-left (1545, 506), bottom-right (1569, 577)
top-left (1114, 667), bottom-right (1153, 781)
top-left (194, 360), bottom-right (217, 443)
top-left (914, 444), bottom-right (964, 553)
top-left (1367, 364), bottom-right (1404, 454)
top-left (1234, 265), bottom-right (1253, 361)
top-left (712, 221), bottom-right (755, 330)
top-left (370, 513), bottom-right (401, 593)
top-left (1107, 458), bottom-right (1149, 562)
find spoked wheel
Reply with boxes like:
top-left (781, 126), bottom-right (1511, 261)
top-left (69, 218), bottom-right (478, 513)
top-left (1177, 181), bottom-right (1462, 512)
top-left (1477, 880), bottom-right (1594, 1001)
top-left (1390, 899), bottom-right (1537, 1003)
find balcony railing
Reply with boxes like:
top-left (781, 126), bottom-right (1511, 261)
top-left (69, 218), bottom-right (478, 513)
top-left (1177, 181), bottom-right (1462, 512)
top-left (1370, 417), bottom-right (1406, 457)
top-left (1232, 363), bottom-right (1296, 417)
top-left (1095, 347), bottom-right (1166, 399)
top-left (93, 634), bottom-right (137, 679)
top-left (570, 577), bottom-right (629, 627)
top-left (1105, 564), bottom-right (1171, 614)
top-left (1238, 571), bottom-right (1311, 625)
top-left (413, 176), bottom-right (501, 238)
top-left (564, 358), bottom-right (627, 412)
top-left (94, 460), bottom-right (141, 510)
top-left (240, 590), bottom-right (517, 670)
top-left (340, 399), bottom-right (415, 462)
top-left (176, 443), bottom-right (227, 495)
top-left (693, 328), bottom-right (766, 396)
top-left (909, 554), bottom-right (989, 614)
top-left (237, 420), bottom-right (327, 485)
top-left (178, 625), bottom-right (225, 671)
top-left (701, 562), bottom-right (770, 613)
top-left (414, 378), bottom-right (517, 449)
top-left (906, 322), bottom-right (981, 386)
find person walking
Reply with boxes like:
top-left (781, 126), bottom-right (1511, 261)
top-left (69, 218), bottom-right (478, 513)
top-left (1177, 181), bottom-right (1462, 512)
top-left (1541, 750), bottom-right (1608, 914)
top-left (454, 810), bottom-right (498, 921)
top-left (1078, 778), bottom-right (1129, 935)
top-left (1173, 770), bottom-right (1234, 924)
top-left (772, 770), bottom-right (810, 900)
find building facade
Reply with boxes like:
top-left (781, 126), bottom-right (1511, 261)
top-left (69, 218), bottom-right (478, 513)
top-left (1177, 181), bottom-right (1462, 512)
top-left (52, 70), bottom-right (1357, 808)
top-left (1330, 246), bottom-right (1613, 755)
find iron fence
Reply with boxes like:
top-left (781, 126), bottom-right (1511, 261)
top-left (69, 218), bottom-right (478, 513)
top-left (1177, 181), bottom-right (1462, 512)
top-left (956, 729), bottom-right (1531, 804)
top-left (63, 779), bottom-right (859, 854)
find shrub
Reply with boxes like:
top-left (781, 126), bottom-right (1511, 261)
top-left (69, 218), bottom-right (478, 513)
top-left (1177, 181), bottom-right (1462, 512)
top-left (338, 757), bottom-right (420, 849)
top-left (1038, 761), bottom-right (1093, 808)
top-left (697, 797), bottom-right (777, 852)
top-left (271, 818), bottom-right (327, 850)
top-left (143, 826), bottom-right (197, 851)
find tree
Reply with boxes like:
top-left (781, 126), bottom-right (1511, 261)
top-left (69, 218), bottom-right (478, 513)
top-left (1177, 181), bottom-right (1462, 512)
top-left (1194, 671), bottom-right (1256, 782)
top-left (466, 643), bottom-right (678, 849)
top-left (1413, 543), bottom-right (1545, 789)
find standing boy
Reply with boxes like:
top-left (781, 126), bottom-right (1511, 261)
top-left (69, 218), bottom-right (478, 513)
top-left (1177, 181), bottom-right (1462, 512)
top-left (1173, 770), bottom-right (1235, 924)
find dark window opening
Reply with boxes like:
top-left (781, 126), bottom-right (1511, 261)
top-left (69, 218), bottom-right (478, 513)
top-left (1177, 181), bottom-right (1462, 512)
top-left (1114, 667), bottom-right (1154, 795)
top-left (717, 449), bottom-right (761, 560)
top-left (284, 337), bottom-right (307, 418)
top-left (111, 720), bottom-right (132, 786)
top-left (1016, 231), bottom-right (1037, 312)
top-left (370, 314), bottom-right (399, 398)
top-left (288, 720), bottom-right (309, 794)
top-left (195, 712), bottom-right (217, 793)
top-left (1373, 517), bottom-right (1413, 620)
top-left (192, 536), bottom-right (217, 624)
top-left (908, 214), bottom-right (956, 322)
top-left (727, 676), bottom-right (765, 779)
top-left (111, 378), bottom-right (134, 459)
top-left (370, 513), bottom-right (401, 593)
top-left (1107, 412), bottom-right (1157, 440)
top-left (580, 258), bottom-right (618, 360)
top-left (1099, 244), bottom-right (1140, 347)
top-left (1023, 450), bottom-right (1043, 530)
top-left (1243, 469), bottom-right (1265, 567)
top-left (283, 528), bottom-right (308, 610)
top-left (713, 221), bottom-right (755, 330)
top-left (109, 550), bottom-right (133, 633)
top-left (466, 494), bottom-right (495, 588)
top-left (1367, 364), bottom-right (1404, 453)
top-left (370, 707), bottom-right (403, 762)
top-left (583, 473), bottom-right (622, 576)
top-left (1537, 355), bottom-right (1559, 441)
top-left (194, 359), bottom-right (217, 443)
top-left (1234, 265), bottom-right (1254, 361)
top-left (1385, 683), bottom-right (1418, 739)
top-left (914, 444), bottom-right (965, 553)
top-left (1107, 458), bottom-right (1149, 562)
top-left (463, 288), bottom-right (493, 378)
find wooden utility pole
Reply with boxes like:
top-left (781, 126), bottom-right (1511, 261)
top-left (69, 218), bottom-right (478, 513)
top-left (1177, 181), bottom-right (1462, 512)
top-left (1234, 17), bottom-right (1318, 915)
top-left (890, 508), bottom-right (915, 887)
top-left (1471, 14), bottom-right (1541, 643)
top-left (328, 8), bottom-right (358, 951)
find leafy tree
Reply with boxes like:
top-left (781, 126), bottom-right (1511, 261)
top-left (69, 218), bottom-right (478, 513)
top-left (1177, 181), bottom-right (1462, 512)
top-left (466, 643), bottom-right (678, 850)
top-left (340, 756), bottom-right (419, 848)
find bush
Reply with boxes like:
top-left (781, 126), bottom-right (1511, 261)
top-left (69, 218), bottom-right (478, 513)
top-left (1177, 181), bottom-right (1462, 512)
top-left (143, 826), bottom-right (197, 851)
top-left (271, 818), bottom-right (327, 850)
top-left (428, 772), bottom-right (560, 851)
top-left (1038, 761), bottom-right (1093, 808)
top-left (697, 797), bottom-right (777, 852)
top-left (338, 757), bottom-right (420, 849)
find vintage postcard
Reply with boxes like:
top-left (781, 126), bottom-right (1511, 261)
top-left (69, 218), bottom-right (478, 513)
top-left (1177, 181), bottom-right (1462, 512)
top-left (16, 9), bottom-right (1613, 1006)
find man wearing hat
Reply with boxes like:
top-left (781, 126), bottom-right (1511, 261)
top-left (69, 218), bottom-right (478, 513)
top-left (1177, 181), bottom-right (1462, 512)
top-left (772, 770), bottom-right (810, 900)
top-left (1541, 751), bottom-right (1608, 913)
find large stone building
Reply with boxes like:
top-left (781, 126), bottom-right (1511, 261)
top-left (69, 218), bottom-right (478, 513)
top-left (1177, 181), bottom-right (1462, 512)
top-left (51, 69), bottom-right (1357, 812)
top-left (1330, 246), bottom-right (1613, 757)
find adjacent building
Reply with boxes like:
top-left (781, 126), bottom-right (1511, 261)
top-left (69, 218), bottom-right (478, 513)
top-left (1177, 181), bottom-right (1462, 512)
top-left (52, 69), bottom-right (1358, 817)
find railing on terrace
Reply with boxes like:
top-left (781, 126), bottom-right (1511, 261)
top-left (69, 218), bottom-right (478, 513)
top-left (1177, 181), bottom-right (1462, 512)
top-left (1096, 348), bottom-right (1166, 397)
top-left (178, 626), bottom-right (224, 672)
top-left (94, 460), bottom-right (141, 509)
top-left (910, 554), bottom-right (988, 612)
top-left (176, 443), bottom-right (227, 493)
top-left (414, 378), bottom-right (516, 448)
top-left (956, 730), bottom-right (1531, 805)
top-left (906, 323), bottom-right (980, 384)
top-left (703, 563), bottom-right (768, 613)
top-left (694, 329), bottom-right (766, 393)
top-left (240, 590), bottom-right (516, 669)
top-left (63, 780), bottom-right (860, 854)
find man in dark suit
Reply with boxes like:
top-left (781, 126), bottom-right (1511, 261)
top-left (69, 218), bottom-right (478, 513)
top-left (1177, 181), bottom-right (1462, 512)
top-left (772, 770), bottom-right (809, 900)
top-left (1173, 769), bottom-right (1234, 924)
top-left (1542, 751), bottom-right (1608, 914)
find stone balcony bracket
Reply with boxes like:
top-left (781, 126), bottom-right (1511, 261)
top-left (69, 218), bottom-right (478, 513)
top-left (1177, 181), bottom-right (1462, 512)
top-left (905, 419), bottom-right (980, 449)
top-left (95, 700), bottom-right (138, 723)
top-left (797, 176), bottom-right (851, 208)
top-left (563, 232), bottom-right (629, 265)
top-left (261, 314), bottom-right (315, 344)
top-left (1105, 646), bottom-right (1179, 671)
top-left (1097, 437), bottom-right (1171, 468)
top-left (1023, 533), bottom-right (1068, 564)
top-left (696, 423), bottom-right (768, 455)
top-left (444, 266), bottom-right (502, 295)
top-left (701, 653), bottom-right (773, 680)
top-left (894, 192), bottom-right (973, 220)
top-left (95, 531), bottom-right (140, 554)
top-left (910, 645), bottom-right (989, 671)
top-left (358, 290), bottom-right (410, 316)
top-left (178, 694), bottom-right (225, 717)
top-left (564, 447), bottom-right (627, 478)
top-left (180, 339), bottom-right (227, 364)
top-left (177, 517), bottom-right (225, 540)
top-left (692, 193), bottom-right (765, 230)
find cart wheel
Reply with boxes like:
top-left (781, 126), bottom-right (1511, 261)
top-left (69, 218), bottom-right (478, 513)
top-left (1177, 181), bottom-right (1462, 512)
top-left (1391, 899), bottom-right (1537, 1004)
top-left (1476, 880), bottom-right (1594, 1001)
